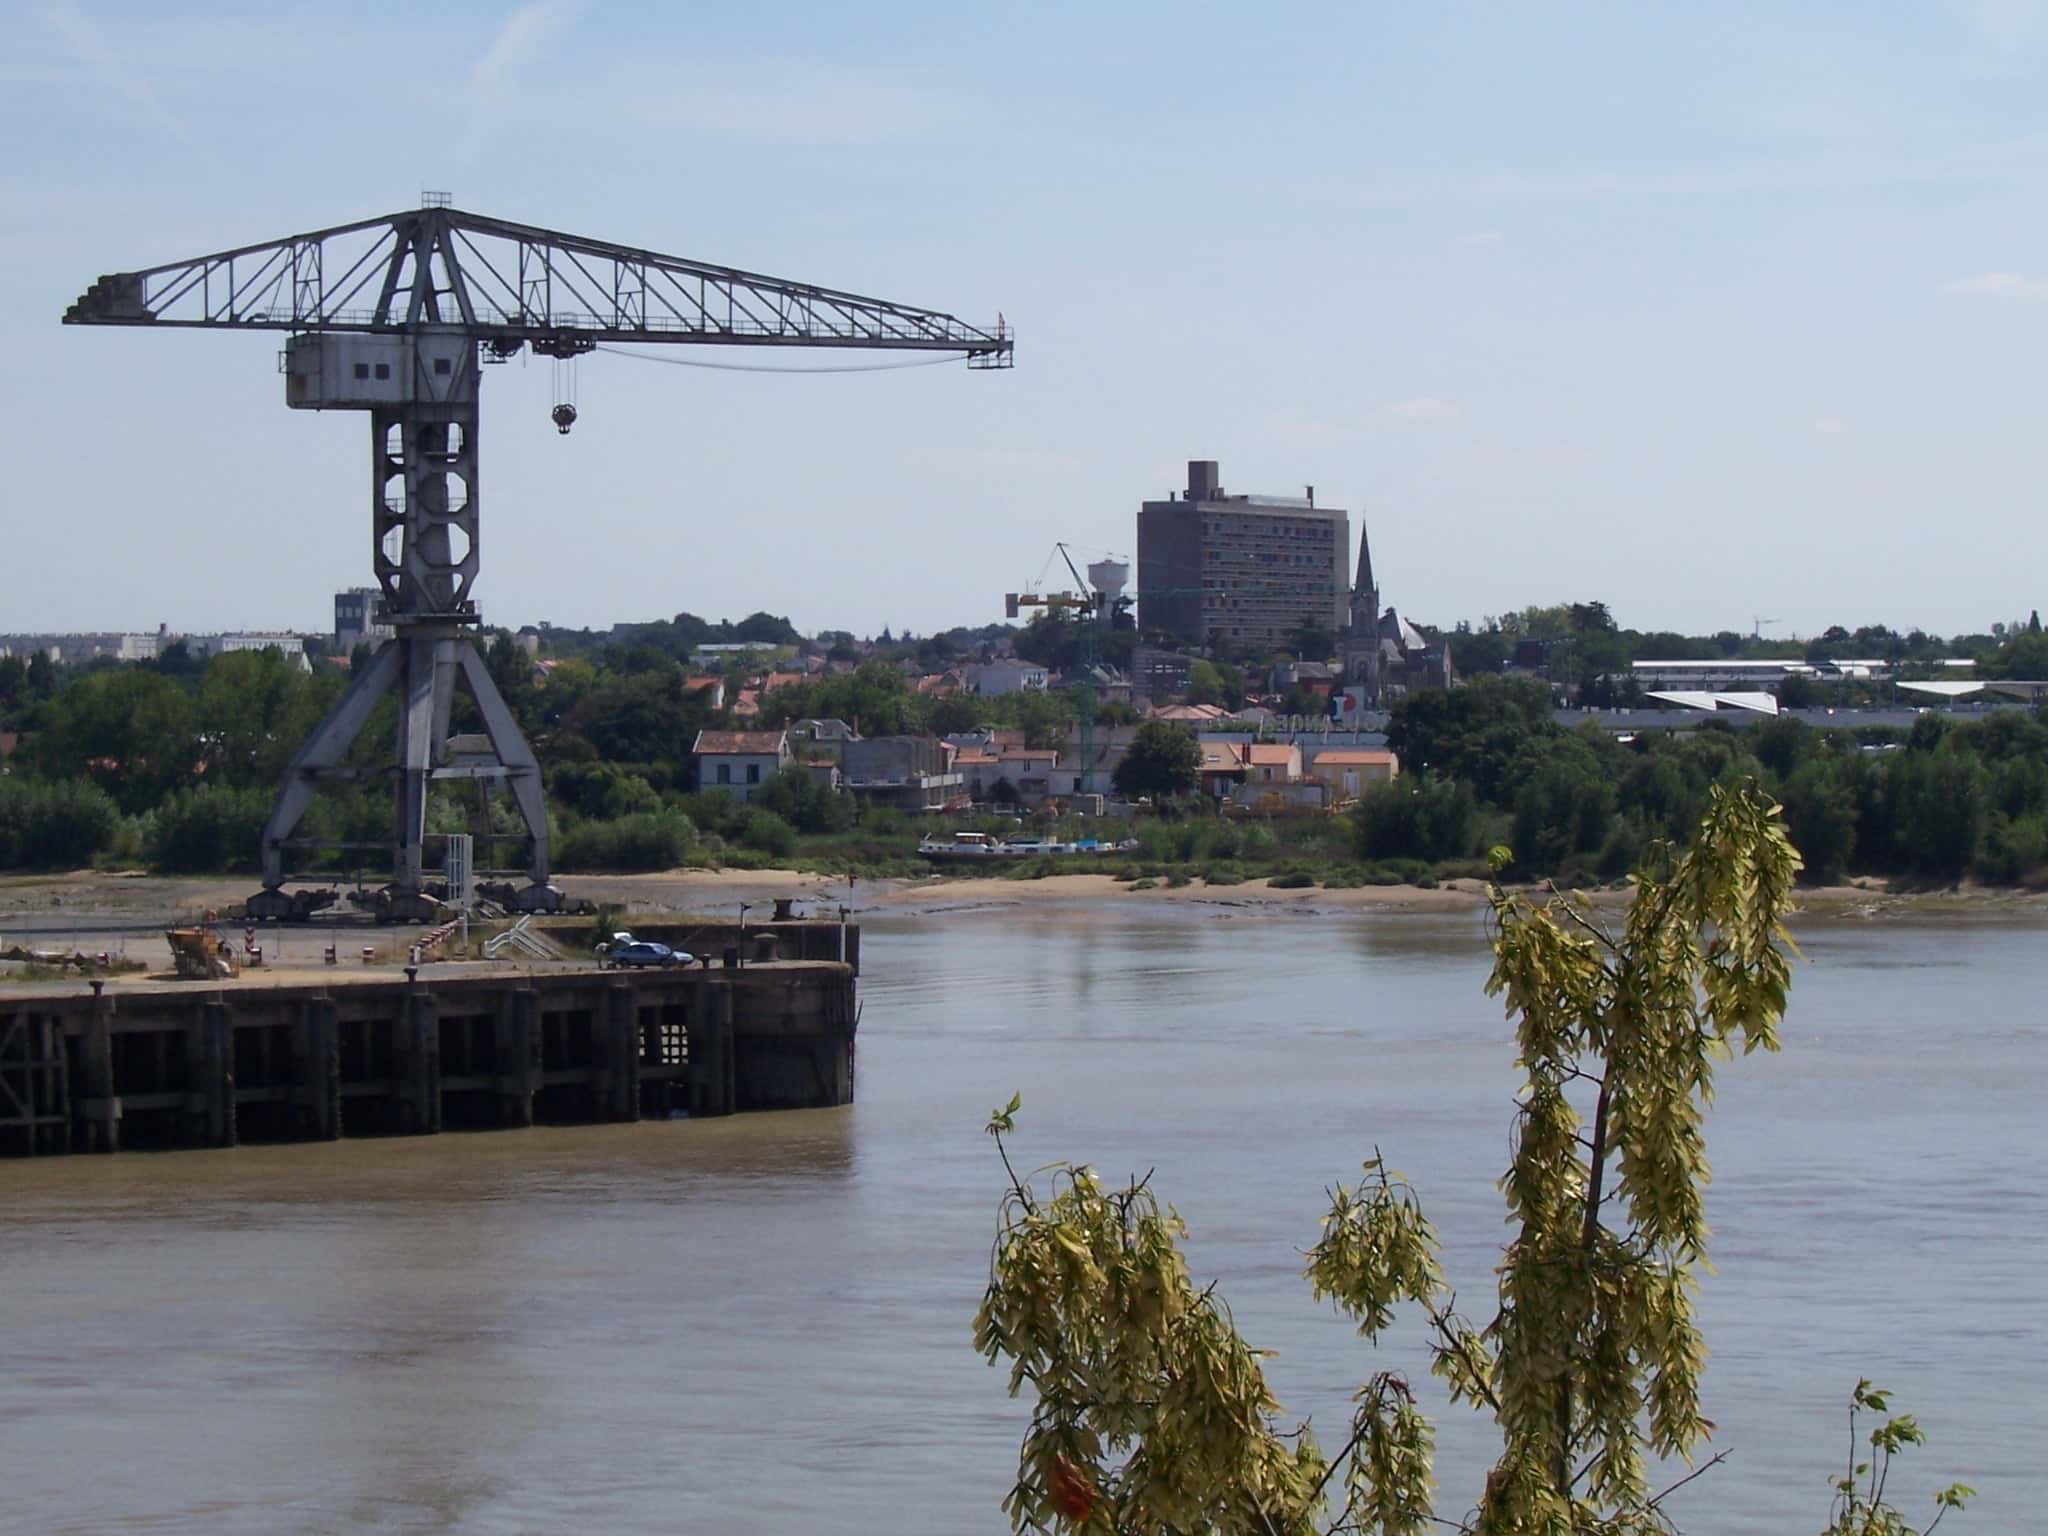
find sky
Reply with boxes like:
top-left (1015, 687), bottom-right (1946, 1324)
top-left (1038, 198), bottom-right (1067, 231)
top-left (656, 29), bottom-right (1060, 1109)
top-left (4, 1), bottom-right (2047, 642)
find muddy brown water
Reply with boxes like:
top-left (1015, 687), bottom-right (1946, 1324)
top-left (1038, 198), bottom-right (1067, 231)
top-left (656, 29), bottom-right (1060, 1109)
top-left (3, 903), bottom-right (2043, 1533)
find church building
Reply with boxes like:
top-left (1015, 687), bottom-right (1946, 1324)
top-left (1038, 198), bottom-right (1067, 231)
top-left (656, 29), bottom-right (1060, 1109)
top-left (1340, 520), bottom-right (1456, 707)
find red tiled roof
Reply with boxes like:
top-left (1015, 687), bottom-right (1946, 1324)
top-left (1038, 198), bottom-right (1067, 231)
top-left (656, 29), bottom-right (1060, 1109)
top-left (1247, 744), bottom-right (1298, 766)
top-left (1314, 750), bottom-right (1397, 766)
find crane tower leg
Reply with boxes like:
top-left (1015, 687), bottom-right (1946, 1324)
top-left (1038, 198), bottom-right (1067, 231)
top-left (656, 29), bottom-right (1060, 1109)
top-left (249, 351), bottom-right (559, 920)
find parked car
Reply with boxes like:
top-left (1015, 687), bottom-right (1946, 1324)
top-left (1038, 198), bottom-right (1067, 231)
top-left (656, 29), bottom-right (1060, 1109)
top-left (603, 939), bottom-right (693, 969)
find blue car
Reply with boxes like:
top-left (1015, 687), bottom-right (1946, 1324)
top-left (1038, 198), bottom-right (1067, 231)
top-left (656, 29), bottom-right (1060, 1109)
top-left (604, 939), bottom-right (693, 969)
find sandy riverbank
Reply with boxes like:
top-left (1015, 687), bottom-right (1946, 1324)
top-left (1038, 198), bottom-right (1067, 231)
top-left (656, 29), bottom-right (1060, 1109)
top-left (5, 866), bottom-right (2044, 936)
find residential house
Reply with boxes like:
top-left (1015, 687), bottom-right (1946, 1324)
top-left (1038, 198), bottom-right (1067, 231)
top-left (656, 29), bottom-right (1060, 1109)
top-left (1231, 742), bottom-right (1326, 811)
top-left (681, 676), bottom-right (728, 711)
top-left (789, 717), bottom-right (858, 761)
top-left (1269, 660), bottom-right (1338, 702)
top-left (1245, 742), bottom-right (1304, 785)
top-left (1306, 748), bottom-right (1399, 802)
top-left (972, 658), bottom-right (1049, 695)
top-left (1197, 740), bottom-right (1250, 799)
top-left (691, 729), bottom-right (791, 802)
top-left (952, 750), bottom-right (1001, 798)
top-left (1150, 702), bottom-right (1230, 724)
top-left (996, 750), bottom-right (1059, 807)
top-left (840, 735), bottom-right (963, 811)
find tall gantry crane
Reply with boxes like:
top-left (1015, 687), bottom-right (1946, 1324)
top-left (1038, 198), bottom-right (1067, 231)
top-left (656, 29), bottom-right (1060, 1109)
top-left (1006, 545), bottom-right (1127, 796)
top-left (66, 199), bottom-right (1012, 920)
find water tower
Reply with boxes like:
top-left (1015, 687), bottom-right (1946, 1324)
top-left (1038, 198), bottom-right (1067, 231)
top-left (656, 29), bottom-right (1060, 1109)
top-left (1087, 559), bottom-right (1129, 611)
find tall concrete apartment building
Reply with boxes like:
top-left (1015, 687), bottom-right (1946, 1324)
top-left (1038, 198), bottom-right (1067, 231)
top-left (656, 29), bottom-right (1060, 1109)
top-left (1136, 460), bottom-right (1350, 652)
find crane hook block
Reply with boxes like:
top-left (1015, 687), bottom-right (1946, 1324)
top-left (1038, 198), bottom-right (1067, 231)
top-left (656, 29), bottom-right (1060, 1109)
top-left (551, 403), bottom-right (577, 435)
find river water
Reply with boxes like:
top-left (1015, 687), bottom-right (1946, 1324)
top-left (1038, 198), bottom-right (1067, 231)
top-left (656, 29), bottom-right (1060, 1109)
top-left (3, 901), bottom-right (2042, 1534)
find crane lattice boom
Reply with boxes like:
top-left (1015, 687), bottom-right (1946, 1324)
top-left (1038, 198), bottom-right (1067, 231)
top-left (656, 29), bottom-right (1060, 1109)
top-left (64, 204), bottom-right (1013, 363)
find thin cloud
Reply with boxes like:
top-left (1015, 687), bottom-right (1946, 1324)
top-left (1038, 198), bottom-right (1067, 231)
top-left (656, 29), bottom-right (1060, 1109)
top-left (1813, 417), bottom-right (1850, 435)
top-left (1942, 270), bottom-right (2048, 299)
top-left (36, 0), bottom-right (188, 140)
top-left (473, 1), bottom-right (575, 89)
top-left (1381, 396), bottom-right (1458, 422)
top-left (462, 2), bottom-right (579, 158)
top-left (1453, 229), bottom-right (1504, 247)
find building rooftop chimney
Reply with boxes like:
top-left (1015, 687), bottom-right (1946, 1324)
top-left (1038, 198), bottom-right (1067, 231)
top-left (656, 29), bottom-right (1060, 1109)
top-left (1187, 460), bottom-right (1220, 499)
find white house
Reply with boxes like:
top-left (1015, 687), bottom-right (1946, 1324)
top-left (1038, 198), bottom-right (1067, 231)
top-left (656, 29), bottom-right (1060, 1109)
top-left (691, 729), bottom-right (791, 802)
top-left (972, 659), bottom-right (1049, 696)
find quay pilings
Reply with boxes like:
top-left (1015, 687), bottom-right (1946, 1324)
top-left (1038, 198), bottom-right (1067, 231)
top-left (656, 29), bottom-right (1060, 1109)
top-left (0, 960), bottom-right (857, 1157)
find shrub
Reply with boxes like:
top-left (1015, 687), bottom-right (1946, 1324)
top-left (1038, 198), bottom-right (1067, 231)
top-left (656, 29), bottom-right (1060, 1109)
top-left (147, 783), bottom-right (270, 873)
top-left (555, 808), bottom-right (698, 872)
top-left (738, 807), bottom-right (798, 859)
top-left (754, 765), bottom-right (852, 834)
top-left (1975, 811), bottom-right (2048, 884)
top-left (1268, 869), bottom-right (1316, 889)
top-left (0, 776), bottom-right (123, 870)
top-left (1201, 862), bottom-right (1247, 886)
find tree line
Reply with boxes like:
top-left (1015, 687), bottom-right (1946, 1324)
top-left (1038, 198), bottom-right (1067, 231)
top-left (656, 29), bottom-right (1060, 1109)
top-left (1355, 675), bottom-right (2048, 886)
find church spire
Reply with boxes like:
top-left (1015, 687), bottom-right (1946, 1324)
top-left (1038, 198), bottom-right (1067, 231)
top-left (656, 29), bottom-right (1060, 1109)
top-left (1351, 515), bottom-right (1379, 628)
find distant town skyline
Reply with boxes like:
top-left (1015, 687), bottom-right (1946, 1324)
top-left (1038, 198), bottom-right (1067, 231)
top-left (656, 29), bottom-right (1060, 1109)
top-left (6, 3), bottom-right (2047, 640)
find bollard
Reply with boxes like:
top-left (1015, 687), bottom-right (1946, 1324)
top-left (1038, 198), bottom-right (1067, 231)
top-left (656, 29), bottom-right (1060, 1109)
top-left (325, 943), bottom-right (337, 966)
top-left (361, 946), bottom-right (375, 965)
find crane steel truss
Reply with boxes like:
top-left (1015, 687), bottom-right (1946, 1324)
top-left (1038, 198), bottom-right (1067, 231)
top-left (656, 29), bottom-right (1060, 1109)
top-left (65, 204), bottom-right (1011, 920)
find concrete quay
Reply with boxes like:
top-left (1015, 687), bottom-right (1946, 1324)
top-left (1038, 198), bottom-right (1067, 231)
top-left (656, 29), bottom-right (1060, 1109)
top-left (0, 954), bottom-right (857, 1157)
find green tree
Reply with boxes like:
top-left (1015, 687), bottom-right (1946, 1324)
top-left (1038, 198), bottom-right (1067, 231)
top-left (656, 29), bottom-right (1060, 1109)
top-left (148, 784), bottom-right (272, 873)
top-left (1386, 676), bottom-right (1556, 805)
top-left (1780, 757), bottom-right (1859, 884)
top-left (30, 667), bottom-right (197, 813)
top-left (1290, 621), bottom-right (1333, 660)
top-left (1352, 773), bottom-right (1477, 863)
top-left (975, 786), bottom-right (1969, 1533)
top-left (1111, 721), bottom-right (1201, 800)
top-left (1185, 659), bottom-right (1247, 710)
top-left (0, 654), bottom-right (27, 721)
top-left (1884, 750), bottom-right (1987, 879)
top-left (1510, 739), bottom-right (1617, 875)
top-left (754, 763), bottom-right (852, 834)
top-left (0, 776), bottom-right (122, 869)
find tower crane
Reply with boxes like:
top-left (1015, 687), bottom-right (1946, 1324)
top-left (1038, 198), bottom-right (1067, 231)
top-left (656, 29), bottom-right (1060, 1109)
top-left (65, 199), bottom-right (1012, 921)
top-left (1005, 544), bottom-right (1127, 796)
